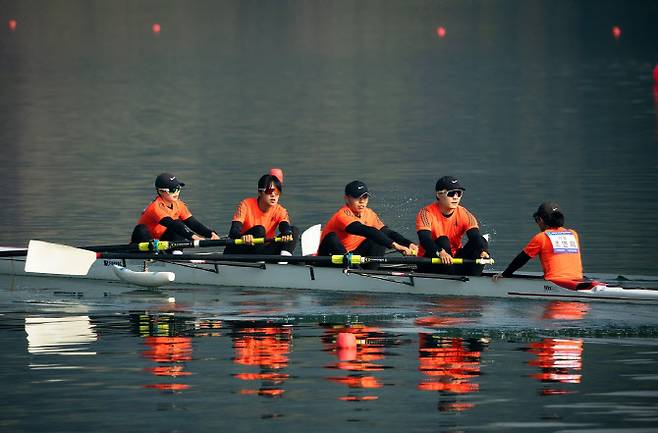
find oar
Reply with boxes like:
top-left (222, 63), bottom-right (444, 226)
top-left (24, 240), bottom-right (494, 276)
top-left (1, 237), bottom-right (281, 258)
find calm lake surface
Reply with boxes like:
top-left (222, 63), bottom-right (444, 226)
top-left (2, 281), bottom-right (658, 432)
top-left (1, 0), bottom-right (658, 431)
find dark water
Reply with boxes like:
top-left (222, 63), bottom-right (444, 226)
top-left (1, 0), bottom-right (657, 274)
top-left (2, 283), bottom-right (658, 432)
top-left (1, 1), bottom-right (658, 431)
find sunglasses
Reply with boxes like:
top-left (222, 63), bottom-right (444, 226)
top-left (158, 187), bottom-right (181, 194)
top-left (259, 187), bottom-right (280, 195)
top-left (439, 189), bottom-right (464, 198)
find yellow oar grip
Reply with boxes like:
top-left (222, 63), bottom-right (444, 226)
top-left (330, 255), bottom-right (363, 265)
top-left (137, 241), bottom-right (170, 251)
top-left (429, 257), bottom-right (494, 265)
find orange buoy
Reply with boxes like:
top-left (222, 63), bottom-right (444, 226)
top-left (336, 332), bottom-right (357, 349)
top-left (152, 23), bottom-right (161, 34)
top-left (436, 26), bottom-right (446, 38)
top-left (269, 168), bottom-right (284, 184)
top-left (612, 26), bottom-right (621, 39)
top-left (8, 19), bottom-right (17, 31)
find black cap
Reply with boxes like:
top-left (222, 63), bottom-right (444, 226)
top-left (344, 180), bottom-right (370, 198)
top-left (155, 173), bottom-right (185, 189)
top-left (435, 176), bottom-right (465, 191)
top-left (533, 202), bottom-right (561, 219)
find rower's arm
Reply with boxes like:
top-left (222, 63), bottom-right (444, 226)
top-left (159, 217), bottom-right (195, 240)
top-left (466, 228), bottom-right (489, 251)
top-left (417, 230), bottom-right (451, 256)
top-left (228, 221), bottom-right (243, 239)
top-left (501, 252), bottom-right (531, 277)
top-left (346, 222), bottom-right (393, 248)
top-left (183, 216), bottom-right (215, 238)
top-left (277, 221), bottom-right (293, 235)
top-left (381, 226), bottom-right (413, 247)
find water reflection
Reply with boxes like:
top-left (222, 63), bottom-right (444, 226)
top-left (132, 313), bottom-right (194, 392)
top-left (323, 324), bottom-right (397, 402)
top-left (415, 298), bottom-right (484, 328)
top-left (231, 321), bottom-right (292, 398)
top-left (542, 301), bottom-right (590, 320)
top-left (25, 316), bottom-right (97, 365)
top-left (526, 338), bottom-right (583, 396)
top-left (417, 335), bottom-right (487, 412)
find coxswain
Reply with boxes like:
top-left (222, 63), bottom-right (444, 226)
top-left (223, 173), bottom-right (298, 255)
top-left (416, 176), bottom-right (489, 275)
top-left (493, 202), bottom-right (583, 285)
top-left (131, 173), bottom-right (220, 243)
top-left (317, 180), bottom-right (418, 260)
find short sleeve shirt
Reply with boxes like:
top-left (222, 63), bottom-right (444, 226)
top-left (415, 203), bottom-right (478, 256)
top-left (137, 196), bottom-right (193, 239)
top-left (321, 205), bottom-right (385, 252)
top-left (523, 227), bottom-right (583, 281)
top-left (232, 197), bottom-right (290, 238)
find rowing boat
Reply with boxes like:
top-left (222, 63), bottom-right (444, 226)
top-left (1, 245), bottom-right (657, 303)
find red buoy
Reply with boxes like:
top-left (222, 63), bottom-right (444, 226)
top-left (336, 332), bottom-right (356, 349)
top-left (269, 168), bottom-right (284, 184)
top-left (612, 26), bottom-right (621, 39)
top-left (8, 19), bottom-right (17, 31)
top-left (653, 64), bottom-right (658, 84)
top-left (436, 26), bottom-right (446, 38)
top-left (152, 23), bottom-right (161, 34)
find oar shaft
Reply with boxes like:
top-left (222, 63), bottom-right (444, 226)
top-left (131, 237), bottom-right (280, 252)
top-left (91, 252), bottom-right (493, 266)
top-left (2, 237), bottom-right (282, 258)
top-left (94, 252), bottom-right (334, 264)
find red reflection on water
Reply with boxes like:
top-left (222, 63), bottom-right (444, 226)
top-left (323, 324), bottom-right (395, 402)
top-left (416, 298), bottom-right (483, 328)
top-left (142, 336), bottom-right (193, 392)
top-left (527, 338), bottom-right (583, 395)
top-left (144, 383), bottom-right (190, 391)
top-left (542, 301), bottom-right (589, 320)
top-left (415, 316), bottom-right (470, 328)
top-left (231, 323), bottom-right (292, 398)
top-left (417, 335), bottom-right (486, 412)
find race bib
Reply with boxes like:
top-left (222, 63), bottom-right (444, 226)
top-left (545, 231), bottom-right (579, 254)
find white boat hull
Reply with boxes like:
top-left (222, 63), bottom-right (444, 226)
top-left (1, 255), bottom-right (657, 303)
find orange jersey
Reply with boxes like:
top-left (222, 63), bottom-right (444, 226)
top-left (416, 203), bottom-right (479, 256)
top-left (137, 196), bottom-right (193, 239)
top-left (320, 205), bottom-right (385, 252)
top-left (232, 197), bottom-right (290, 238)
top-left (523, 228), bottom-right (583, 281)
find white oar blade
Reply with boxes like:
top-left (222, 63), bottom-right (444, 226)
top-left (301, 224), bottom-right (321, 256)
top-left (25, 240), bottom-right (97, 276)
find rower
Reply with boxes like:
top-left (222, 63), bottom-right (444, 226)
top-left (416, 176), bottom-right (490, 275)
top-left (223, 173), bottom-right (298, 255)
top-left (317, 180), bottom-right (418, 262)
top-left (131, 173), bottom-right (220, 243)
top-left (493, 202), bottom-right (583, 285)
